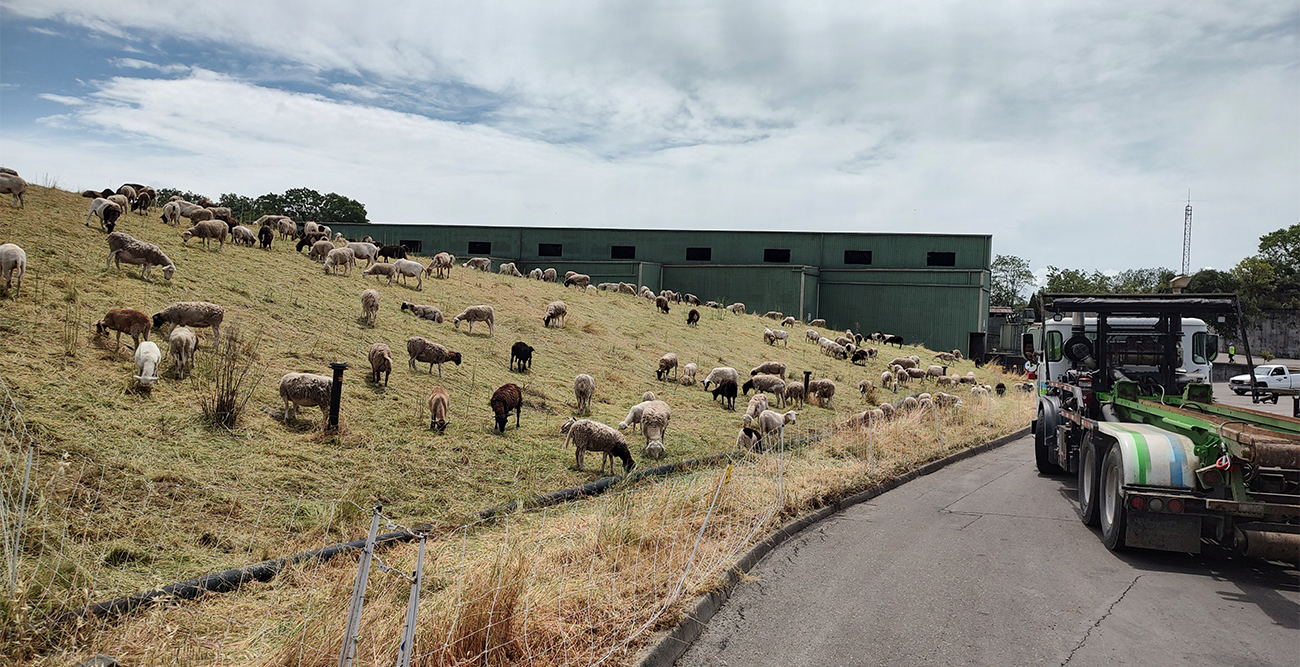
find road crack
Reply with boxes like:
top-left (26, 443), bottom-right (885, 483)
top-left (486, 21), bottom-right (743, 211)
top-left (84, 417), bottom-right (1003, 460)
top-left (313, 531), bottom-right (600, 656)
top-left (1060, 575), bottom-right (1142, 666)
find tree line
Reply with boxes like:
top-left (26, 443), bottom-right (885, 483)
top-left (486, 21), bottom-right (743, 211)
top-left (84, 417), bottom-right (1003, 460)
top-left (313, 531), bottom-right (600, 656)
top-left (154, 187), bottom-right (369, 224)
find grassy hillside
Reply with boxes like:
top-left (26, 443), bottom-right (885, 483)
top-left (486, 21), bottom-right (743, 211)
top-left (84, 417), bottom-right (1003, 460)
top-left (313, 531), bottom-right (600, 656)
top-left (0, 184), bottom-right (1008, 603)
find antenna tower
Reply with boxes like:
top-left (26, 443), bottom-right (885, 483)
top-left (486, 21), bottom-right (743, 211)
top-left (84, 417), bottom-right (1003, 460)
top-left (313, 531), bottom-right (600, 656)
top-left (1181, 190), bottom-right (1192, 276)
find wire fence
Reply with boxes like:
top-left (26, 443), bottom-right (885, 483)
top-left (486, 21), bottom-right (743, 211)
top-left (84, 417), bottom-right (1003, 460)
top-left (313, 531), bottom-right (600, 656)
top-left (4, 375), bottom-right (1031, 666)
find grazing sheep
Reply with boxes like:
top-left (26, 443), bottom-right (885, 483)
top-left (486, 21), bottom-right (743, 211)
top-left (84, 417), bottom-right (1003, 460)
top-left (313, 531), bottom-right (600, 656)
top-left (323, 247), bottom-right (357, 276)
top-left (902, 395), bottom-right (920, 412)
top-left (926, 365), bottom-right (948, 381)
top-left (639, 287), bottom-right (655, 300)
top-left (452, 305), bottom-right (495, 337)
top-left (952, 349), bottom-right (964, 360)
top-left (686, 309), bottom-right (700, 327)
top-left (182, 221), bottom-right (228, 250)
top-left (809, 318), bottom-right (826, 327)
top-left (642, 391), bottom-right (657, 402)
top-left (302, 221), bottom-right (321, 236)
top-left (305, 237), bottom-right (334, 258)
top-left (807, 379), bottom-right (837, 408)
top-left (781, 316), bottom-right (796, 327)
top-left (159, 201), bottom-right (182, 226)
top-left (656, 353), bottom-right (678, 381)
top-left (961, 371), bottom-right (978, 385)
top-left (711, 380), bottom-right (738, 410)
top-left (573, 374), bottom-right (596, 414)
top-left (361, 289), bottom-right (380, 326)
top-left (1014, 381), bottom-right (1035, 393)
top-left (858, 379), bottom-right (875, 396)
top-left (401, 302), bottom-right (443, 323)
top-left (132, 341), bottom-right (162, 388)
top-left (96, 308), bottom-right (151, 348)
top-left (510, 341), bottom-right (535, 372)
top-left (229, 225), bottom-right (257, 247)
top-left (745, 393), bottom-right (770, 419)
top-left (561, 418), bottom-right (635, 475)
top-left (427, 386), bottom-right (450, 432)
top-left (655, 296), bottom-right (671, 314)
top-left (936, 375), bottom-right (958, 388)
top-left (736, 426), bottom-right (763, 451)
top-left (498, 262), bottom-right (523, 277)
top-left (784, 380), bottom-right (805, 407)
top-left (257, 225), bottom-right (273, 249)
top-left (528, 268), bottom-right (543, 280)
top-left (744, 409), bottom-right (798, 447)
top-left (362, 262), bottom-right (398, 284)
top-left (489, 383), bottom-right (523, 433)
top-left (881, 371), bottom-right (898, 392)
top-left (680, 362), bottom-right (698, 386)
top-left (879, 333), bottom-right (904, 348)
top-left (463, 257), bottom-right (491, 271)
top-left (744, 375), bottom-right (787, 406)
top-left (167, 327), bottom-right (197, 379)
top-left (763, 329), bottom-right (790, 346)
top-left (543, 301), bottom-right (568, 328)
top-left (406, 337), bottom-right (462, 376)
top-left (617, 400), bottom-right (652, 431)
top-left (751, 361), bottom-right (787, 379)
top-left (346, 242), bottom-right (380, 267)
top-left (725, 302), bottom-right (746, 315)
top-left (763, 311), bottom-right (782, 320)
top-left (933, 352), bottom-right (957, 364)
top-left (618, 282), bottom-right (636, 295)
top-left (106, 233), bottom-right (176, 282)
top-left (564, 273), bottom-right (591, 290)
top-left (184, 207), bottom-right (214, 224)
top-left (0, 173), bottom-right (26, 208)
top-left (106, 194), bottom-right (131, 220)
top-left (701, 366), bottom-right (739, 390)
top-left (86, 198), bottom-right (122, 232)
top-left (376, 244), bottom-right (407, 262)
top-left (971, 385), bottom-right (990, 398)
top-left (1, 243), bottom-right (27, 295)
top-left (889, 357), bottom-right (918, 370)
top-left (906, 367), bottom-right (927, 380)
top-left (367, 342), bottom-right (392, 385)
top-left (542, 268), bottom-right (557, 282)
top-left (639, 400), bottom-right (671, 460)
top-left (390, 259), bottom-right (425, 289)
top-left (152, 302), bottom-right (224, 346)
top-left (426, 252), bottom-right (454, 278)
top-left (835, 335), bottom-right (854, 347)
top-left (278, 372), bottom-right (333, 423)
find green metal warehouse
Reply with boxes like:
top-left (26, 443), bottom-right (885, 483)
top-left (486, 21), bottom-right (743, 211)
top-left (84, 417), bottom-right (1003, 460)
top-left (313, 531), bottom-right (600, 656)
top-left (331, 223), bottom-right (992, 355)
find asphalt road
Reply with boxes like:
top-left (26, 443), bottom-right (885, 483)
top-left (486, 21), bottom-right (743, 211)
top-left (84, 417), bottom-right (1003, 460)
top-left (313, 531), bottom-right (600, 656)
top-left (677, 435), bottom-right (1300, 667)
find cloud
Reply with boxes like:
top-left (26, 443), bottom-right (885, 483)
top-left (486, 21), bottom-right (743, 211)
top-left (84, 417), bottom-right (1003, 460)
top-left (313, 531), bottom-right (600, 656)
top-left (109, 57), bottom-right (189, 74)
top-left (37, 93), bottom-right (84, 105)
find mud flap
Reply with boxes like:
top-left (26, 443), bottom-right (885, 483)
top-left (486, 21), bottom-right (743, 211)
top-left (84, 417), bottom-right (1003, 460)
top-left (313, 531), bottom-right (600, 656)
top-left (1125, 513), bottom-right (1202, 553)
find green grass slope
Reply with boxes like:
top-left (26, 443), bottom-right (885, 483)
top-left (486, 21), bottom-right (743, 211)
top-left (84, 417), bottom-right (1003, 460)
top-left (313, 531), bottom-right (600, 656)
top-left (0, 185), bottom-right (1004, 597)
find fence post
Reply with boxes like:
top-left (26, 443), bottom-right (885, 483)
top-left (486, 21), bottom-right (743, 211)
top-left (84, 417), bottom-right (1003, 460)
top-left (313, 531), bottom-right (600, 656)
top-left (395, 534), bottom-right (426, 667)
top-left (328, 362), bottom-right (349, 432)
top-left (339, 507), bottom-right (381, 667)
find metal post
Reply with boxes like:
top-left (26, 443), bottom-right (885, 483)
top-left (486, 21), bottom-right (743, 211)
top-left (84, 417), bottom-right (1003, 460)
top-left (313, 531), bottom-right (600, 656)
top-left (339, 508), bottom-right (381, 667)
top-left (328, 362), bottom-right (349, 432)
top-left (395, 535), bottom-right (426, 667)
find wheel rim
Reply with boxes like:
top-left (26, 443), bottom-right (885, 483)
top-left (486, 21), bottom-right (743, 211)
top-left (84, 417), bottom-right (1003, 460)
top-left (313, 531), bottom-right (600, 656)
top-left (1082, 446), bottom-right (1095, 507)
top-left (1102, 458), bottom-right (1120, 530)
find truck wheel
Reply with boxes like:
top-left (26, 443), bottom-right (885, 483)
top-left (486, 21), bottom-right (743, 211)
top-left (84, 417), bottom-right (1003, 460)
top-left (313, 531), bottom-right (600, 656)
top-left (1078, 434), bottom-right (1104, 527)
top-left (1099, 445), bottom-right (1127, 550)
top-left (1233, 389), bottom-right (1245, 396)
top-left (1035, 416), bottom-right (1060, 474)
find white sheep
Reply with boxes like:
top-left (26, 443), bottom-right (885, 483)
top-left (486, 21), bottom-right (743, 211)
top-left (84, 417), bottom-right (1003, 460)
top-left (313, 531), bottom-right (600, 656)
top-left (680, 362), bottom-right (698, 386)
top-left (809, 318), bottom-right (826, 327)
top-left (390, 259), bottom-right (425, 289)
top-left (750, 361), bottom-right (787, 379)
top-left (529, 268), bottom-right (543, 280)
top-left (573, 374), bottom-right (596, 414)
top-left (640, 400), bottom-right (671, 460)
top-left (656, 353), bottom-right (679, 381)
top-left (452, 305), bottom-right (495, 336)
top-left (498, 262), bottom-right (523, 277)
top-left (701, 366), bottom-right (739, 390)
top-left (743, 409), bottom-right (798, 448)
top-left (308, 239), bottom-right (335, 261)
top-left (745, 393), bottom-right (770, 420)
top-left (617, 400), bottom-right (652, 430)
top-left (736, 426), bottom-right (762, 451)
top-left (744, 375), bottom-right (787, 406)
top-left (323, 247), bottom-right (357, 276)
top-left (401, 302), bottom-right (443, 323)
top-left (182, 221), bottom-right (228, 250)
top-left (168, 327), bottom-right (197, 379)
top-left (763, 328), bottom-right (790, 346)
top-left (361, 262), bottom-right (398, 284)
top-left (0, 173), bottom-right (26, 208)
top-left (230, 225), bottom-right (257, 247)
top-left (725, 302), bottom-right (746, 315)
top-left (806, 329), bottom-right (820, 343)
top-left (542, 268), bottom-right (557, 282)
top-left (85, 198), bottom-right (122, 232)
top-left (543, 301), bottom-right (568, 328)
top-left (782, 316), bottom-right (796, 327)
top-left (278, 372), bottom-right (333, 423)
top-left (462, 257), bottom-right (491, 271)
top-left (133, 341), bottom-right (162, 388)
top-left (0, 243), bottom-right (26, 295)
top-left (160, 201), bottom-right (181, 226)
top-left (361, 289), bottom-right (380, 326)
top-left (426, 252), bottom-right (455, 278)
top-left (406, 337), bottom-right (462, 376)
top-left (560, 418), bottom-right (635, 475)
top-left (346, 242), bottom-right (379, 267)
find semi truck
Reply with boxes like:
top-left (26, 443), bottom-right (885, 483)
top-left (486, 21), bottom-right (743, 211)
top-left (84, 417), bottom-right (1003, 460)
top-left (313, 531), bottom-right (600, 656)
top-left (1025, 294), bottom-right (1299, 560)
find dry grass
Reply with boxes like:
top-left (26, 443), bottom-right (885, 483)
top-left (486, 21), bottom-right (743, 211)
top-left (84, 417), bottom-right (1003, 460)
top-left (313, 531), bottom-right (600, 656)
top-left (0, 184), bottom-right (1030, 663)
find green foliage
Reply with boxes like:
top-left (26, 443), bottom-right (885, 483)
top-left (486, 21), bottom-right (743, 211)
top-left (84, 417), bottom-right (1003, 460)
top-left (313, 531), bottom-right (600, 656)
top-left (1111, 267), bottom-right (1175, 294)
top-left (1044, 266), bottom-right (1112, 293)
top-left (990, 255), bottom-right (1034, 308)
top-left (165, 187), bottom-right (370, 224)
top-left (1187, 269), bottom-right (1241, 337)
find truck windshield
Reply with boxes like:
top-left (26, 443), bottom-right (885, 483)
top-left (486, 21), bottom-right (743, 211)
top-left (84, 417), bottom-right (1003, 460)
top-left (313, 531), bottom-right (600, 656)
top-left (1255, 366), bottom-right (1276, 375)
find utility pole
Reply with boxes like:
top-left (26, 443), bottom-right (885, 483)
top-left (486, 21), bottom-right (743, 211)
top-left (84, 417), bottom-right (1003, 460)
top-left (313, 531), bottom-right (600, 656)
top-left (1182, 190), bottom-right (1193, 276)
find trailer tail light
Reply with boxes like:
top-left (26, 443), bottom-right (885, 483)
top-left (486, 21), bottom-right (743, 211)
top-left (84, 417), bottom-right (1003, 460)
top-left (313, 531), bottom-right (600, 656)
top-left (1167, 499), bottom-right (1184, 513)
top-left (1130, 496), bottom-right (1145, 510)
top-left (1148, 498), bottom-right (1164, 512)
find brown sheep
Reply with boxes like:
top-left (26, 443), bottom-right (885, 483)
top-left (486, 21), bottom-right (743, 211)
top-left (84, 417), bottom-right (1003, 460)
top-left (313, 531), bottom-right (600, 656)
top-left (490, 383), bottom-right (522, 433)
top-left (95, 308), bottom-right (151, 349)
top-left (367, 343), bottom-right (392, 385)
top-left (427, 385), bottom-right (450, 432)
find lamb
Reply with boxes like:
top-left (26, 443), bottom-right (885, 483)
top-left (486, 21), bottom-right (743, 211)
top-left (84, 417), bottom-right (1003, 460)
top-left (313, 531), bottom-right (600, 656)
top-left (231, 224), bottom-right (259, 247)
top-left (426, 252), bottom-right (454, 278)
top-left (639, 400), bottom-right (671, 460)
top-left (106, 194), bottom-right (131, 220)
top-left (462, 257), bottom-right (491, 271)
top-left (763, 311), bottom-right (783, 320)
top-left (346, 242), bottom-right (380, 267)
top-left (751, 361), bottom-right (787, 379)
top-left (96, 308), bottom-right (152, 348)
top-left (784, 380), bottom-right (805, 407)
top-left (388, 259), bottom-right (425, 289)
top-left (933, 352), bottom-right (958, 364)
top-left (529, 268), bottom-right (543, 280)
top-left (489, 383), bottom-right (523, 433)
top-left (806, 329), bottom-right (820, 343)
top-left (725, 302), bottom-right (746, 315)
top-left (564, 273), bottom-right (591, 290)
top-left (367, 342), bottom-right (392, 385)
top-left (362, 262), bottom-right (399, 284)
top-left (542, 268), bottom-right (557, 282)
top-left (452, 305), bottom-right (495, 336)
top-left (744, 409), bottom-right (798, 447)
top-left (543, 301), bottom-right (568, 328)
top-left (401, 302), bottom-right (443, 323)
top-left (782, 316), bottom-right (797, 327)
top-left (361, 289), bottom-right (380, 326)
top-left (655, 295), bottom-right (671, 314)
top-left (858, 379), bottom-right (875, 396)
top-left (745, 393), bottom-right (770, 419)
top-left (323, 247), bottom-right (357, 276)
top-left (0, 243), bottom-right (27, 295)
top-left (680, 362), bottom-right (698, 386)
top-left (926, 365), bottom-right (948, 381)
top-left (277, 218), bottom-right (297, 240)
top-left (561, 418), bottom-right (635, 474)
top-left (181, 221), bottom-right (228, 250)
top-left (510, 341), bottom-right (535, 372)
top-left (881, 371), bottom-right (898, 393)
top-left (809, 318), bottom-right (826, 327)
top-left (573, 374), bottom-right (596, 414)
top-left (498, 262), bottom-right (523, 277)
top-left (656, 353), bottom-right (678, 381)
top-left (160, 201), bottom-right (182, 226)
top-left (278, 372), bottom-right (333, 423)
top-left (105, 232), bottom-right (177, 283)
top-left (167, 327), bottom-right (197, 379)
top-left (617, 400), bottom-right (652, 431)
top-left (301, 234), bottom-right (331, 255)
top-left (686, 309), bottom-right (700, 327)
top-left (736, 426), bottom-right (763, 451)
top-left (257, 225), bottom-right (273, 249)
top-left (763, 329), bottom-right (790, 346)
top-left (151, 302), bottom-right (224, 348)
top-left (0, 173), bottom-right (26, 208)
top-left (618, 283), bottom-right (636, 295)
top-left (743, 375), bottom-right (787, 406)
top-left (807, 379), bottom-right (837, 408)
top-left (711, 380), bottom-right (738, 410)
top-left (701, 366), bottom-right (739, 390)
top-left (426, 385), bottom-right (450, 432)
top-left (86, 198), bottom-right (121, 232)
top-left (133, 341), bottom-right (162, 388)
top-left (406, 337), bottom-right (462, 376)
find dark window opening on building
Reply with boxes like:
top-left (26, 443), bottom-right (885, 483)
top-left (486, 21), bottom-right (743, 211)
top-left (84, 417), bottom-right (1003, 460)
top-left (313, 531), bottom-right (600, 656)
top-left (400, 239), bottom-right (423, 253)
top-left (764, 248), bottom-right (791, 263)
top-left (844, 250), bottom-right (872, 265)
top-left (468, 241), bottom-right (492, 255)
top-left (538, 243), bottom-right (563, 257)
top-left (686, 247), bottom-right (712, 261)
top-left (611, 245), bottom-right (636, 259)
top-left (927, 251), bottom-right (956, 267)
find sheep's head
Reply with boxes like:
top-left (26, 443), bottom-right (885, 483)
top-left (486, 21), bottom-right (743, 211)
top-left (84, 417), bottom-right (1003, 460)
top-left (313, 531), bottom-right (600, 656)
top-left (151, 313), bottom-right (165, 329)
top-left (401, 302), bottom-right (412, 311)
top-left (450, 352), bottom-right (462, 366)
top-left (431, 417), bottom-right (447, 433)
top-left (95, 319), bottom-right (107, 335)
top-left (643, 440), bottom-right (665, 460)
top-left (784, 411), bottom-right (799, 424)
top-left (162, 264), bottom-right (176, 281)
top-left (560, 417), bottom-right (576, 435)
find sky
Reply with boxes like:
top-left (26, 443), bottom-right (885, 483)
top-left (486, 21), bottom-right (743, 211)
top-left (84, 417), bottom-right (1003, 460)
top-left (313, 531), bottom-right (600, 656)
top-left (1, 1), bottom-right (1296, 277)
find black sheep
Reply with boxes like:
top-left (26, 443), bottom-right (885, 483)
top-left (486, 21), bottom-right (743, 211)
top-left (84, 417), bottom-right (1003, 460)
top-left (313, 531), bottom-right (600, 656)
top-left (884, 334), bottom-right (905, 348)
top-left (851, 349), bottom-right (869, 365)
top-left (711, 380), bottom-right (738, 410)
top-left (655, 296), bottom-right (670, 314)
top-left (510, 341), bottom-right (534, 372)
top-left (490, 383), bottom-right (522, 433)
top-left (295, 231), bottom-right (328, 253)
top-left (686, 309), bottom-right (699, 327)
top-left (258, 225), bottom-right (273, 250)
top-left (377, 244), bottom-right (407, 262)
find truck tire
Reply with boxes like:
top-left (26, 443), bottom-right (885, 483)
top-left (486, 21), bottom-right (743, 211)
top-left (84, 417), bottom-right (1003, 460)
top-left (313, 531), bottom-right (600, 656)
top-left (1233, 389), bottom-right (1245, 396)
top-left (1078, 433), bottom-right (1104, 527)
top-left (1035, 415), bottom-right (1060, 474)
top-left (1099, 444), bottom-right (1127, 550)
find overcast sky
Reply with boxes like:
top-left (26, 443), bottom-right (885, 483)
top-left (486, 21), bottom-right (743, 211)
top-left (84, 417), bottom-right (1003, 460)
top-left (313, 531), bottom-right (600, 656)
top-left (1, 1), bottom-right (1295, 276)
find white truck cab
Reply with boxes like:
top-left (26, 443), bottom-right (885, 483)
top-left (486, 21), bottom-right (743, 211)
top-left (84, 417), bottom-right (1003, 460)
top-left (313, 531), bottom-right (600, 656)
top-left (1023, 317), bottom-right (1216, 388)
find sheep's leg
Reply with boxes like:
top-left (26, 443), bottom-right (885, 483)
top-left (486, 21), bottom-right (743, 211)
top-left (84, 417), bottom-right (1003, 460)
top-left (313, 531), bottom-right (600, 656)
top-left (514, 405), bottom-right (520, 428)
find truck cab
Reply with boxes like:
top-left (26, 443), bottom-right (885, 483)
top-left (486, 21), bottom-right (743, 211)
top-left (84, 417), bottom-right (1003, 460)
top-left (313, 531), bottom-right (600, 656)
top-left (1230, 365), bottom-right (1299, 396)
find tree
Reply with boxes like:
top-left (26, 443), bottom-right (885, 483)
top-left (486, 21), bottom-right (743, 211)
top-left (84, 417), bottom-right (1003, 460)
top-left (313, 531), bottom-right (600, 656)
top-left (1187, 269), bottom-right (1242, 337)
top-left (1045, 266), bottom-right (1112, 293)
top-left (1258, 223), bottom-right (1299, 268)
top-left (990, 255), bottom-right (1034, 307)
top-left (1112, 267), bottom-right (1176, 294)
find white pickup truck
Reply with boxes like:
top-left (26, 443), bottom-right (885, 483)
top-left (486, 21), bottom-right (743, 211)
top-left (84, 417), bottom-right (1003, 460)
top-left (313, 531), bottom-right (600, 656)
top-left (1229, 365), bottom-right (1299, 394)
